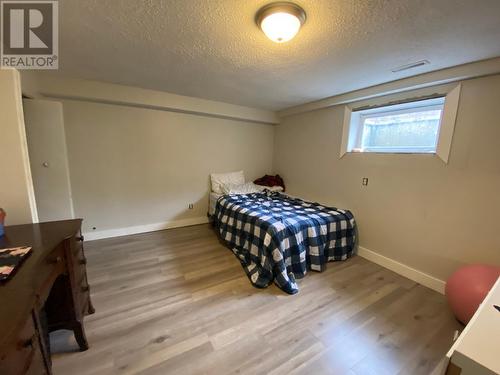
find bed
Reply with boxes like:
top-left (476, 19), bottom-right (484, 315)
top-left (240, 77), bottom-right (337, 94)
top-left (209, 191), bottom-right (223, 216)
top-left (213, 191), bottom-right (356, 294)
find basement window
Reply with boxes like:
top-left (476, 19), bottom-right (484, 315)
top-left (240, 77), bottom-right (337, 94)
top-left (347, 97), bottom-right (445, 154)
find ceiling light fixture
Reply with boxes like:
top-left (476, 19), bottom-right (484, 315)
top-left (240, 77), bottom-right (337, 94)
top-left (256, 2), bottom-right (306, 43)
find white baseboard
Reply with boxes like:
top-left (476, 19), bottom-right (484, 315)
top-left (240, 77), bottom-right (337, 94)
top-left (357, 246), bottom-right (446, 294)
top-left (83, 216), bottom-right (209, 241)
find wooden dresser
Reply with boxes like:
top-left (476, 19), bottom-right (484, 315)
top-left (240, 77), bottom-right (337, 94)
top-left (0, 219), bottom-right (94, 375)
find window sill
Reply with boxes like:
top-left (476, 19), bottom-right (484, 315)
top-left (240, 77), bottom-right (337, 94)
top-left (347, 151), bottom-right (437, 155)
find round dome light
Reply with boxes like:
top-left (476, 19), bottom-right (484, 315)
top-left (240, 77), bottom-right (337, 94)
top-left (256, 2), bottom-right (306, 43)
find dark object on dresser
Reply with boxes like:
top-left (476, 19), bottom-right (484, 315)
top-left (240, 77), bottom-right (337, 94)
top-left (0, 219), bottom-right (94, 375)
top-left (0, 246), bottom-right (33, 282)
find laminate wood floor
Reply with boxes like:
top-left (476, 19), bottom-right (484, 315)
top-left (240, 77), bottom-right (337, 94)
top-left (51, 224), bottom-right (461, 375)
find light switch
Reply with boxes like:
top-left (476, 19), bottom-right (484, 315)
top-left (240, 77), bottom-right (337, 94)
top-left (362, 177), bottom-right (369, 186)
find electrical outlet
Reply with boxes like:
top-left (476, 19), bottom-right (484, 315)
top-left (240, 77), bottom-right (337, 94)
top-left (362, 177), bottom-right (369, 186)
top-left (188, 203), bottom-right (194, 209)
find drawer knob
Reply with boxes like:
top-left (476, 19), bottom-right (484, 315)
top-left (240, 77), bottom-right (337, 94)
top-left (79, 258), bottom-right (87, 265)
top-left (23, 338), bottom-right (33, 348)
top-left (19, 336), bottom-right (34, 349)
top-left (76, 235), bottom-right (84, 242)
top-left (49, 256), bottom-right (62, 264)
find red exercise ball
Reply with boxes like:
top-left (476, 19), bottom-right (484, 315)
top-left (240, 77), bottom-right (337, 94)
top-left (445, 264), bottom-right (500, 324)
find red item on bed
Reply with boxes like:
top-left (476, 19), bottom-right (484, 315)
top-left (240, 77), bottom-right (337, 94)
top-left (253, 174), bottom-right (285, 191)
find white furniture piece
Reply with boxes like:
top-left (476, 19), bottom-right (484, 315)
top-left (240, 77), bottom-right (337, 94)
top-left (442, 276), bottom-right (500, 375)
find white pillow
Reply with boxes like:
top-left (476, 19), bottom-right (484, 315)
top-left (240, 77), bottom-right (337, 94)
top-left (221, 182), bottom-right (264, 195)
top-left (210, 170), bottom-right (245, 194)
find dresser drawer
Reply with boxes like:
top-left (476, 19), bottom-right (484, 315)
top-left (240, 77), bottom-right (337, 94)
top-left (65, 234), bottom-right (92, 317)
top-left (0, 314), bottom-right (45, 375)
top-left (71, 234), bottom-right (84, 257)
top-left (68, 235), bottom-right (86, 279)
top-left (72, 256), bottom-right (87, 290)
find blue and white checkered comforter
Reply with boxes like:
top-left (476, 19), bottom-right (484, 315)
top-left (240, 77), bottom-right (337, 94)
top-left (213, 191), bottom-right (356, 294)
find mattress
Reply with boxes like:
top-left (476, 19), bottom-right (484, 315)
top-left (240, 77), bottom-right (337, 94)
top-left (208, 192), bottom-right (222, 216)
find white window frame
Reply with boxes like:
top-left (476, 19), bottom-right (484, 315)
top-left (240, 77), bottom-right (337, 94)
top-left (340, 84), bottom-right (461, 163)
top-left (351, 99), bottom-right (444, 154)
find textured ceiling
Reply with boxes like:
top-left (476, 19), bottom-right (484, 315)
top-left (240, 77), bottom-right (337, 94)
top-left (55, 0), bottom-right (500, 110)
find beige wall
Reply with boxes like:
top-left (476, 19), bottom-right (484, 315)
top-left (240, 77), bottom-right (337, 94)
top-left (0, 70), bottom-right (37, 225)
top-left (274, 74), bottom-right (500, 281)
top-left (61, 100), bottom-right (274, 233)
